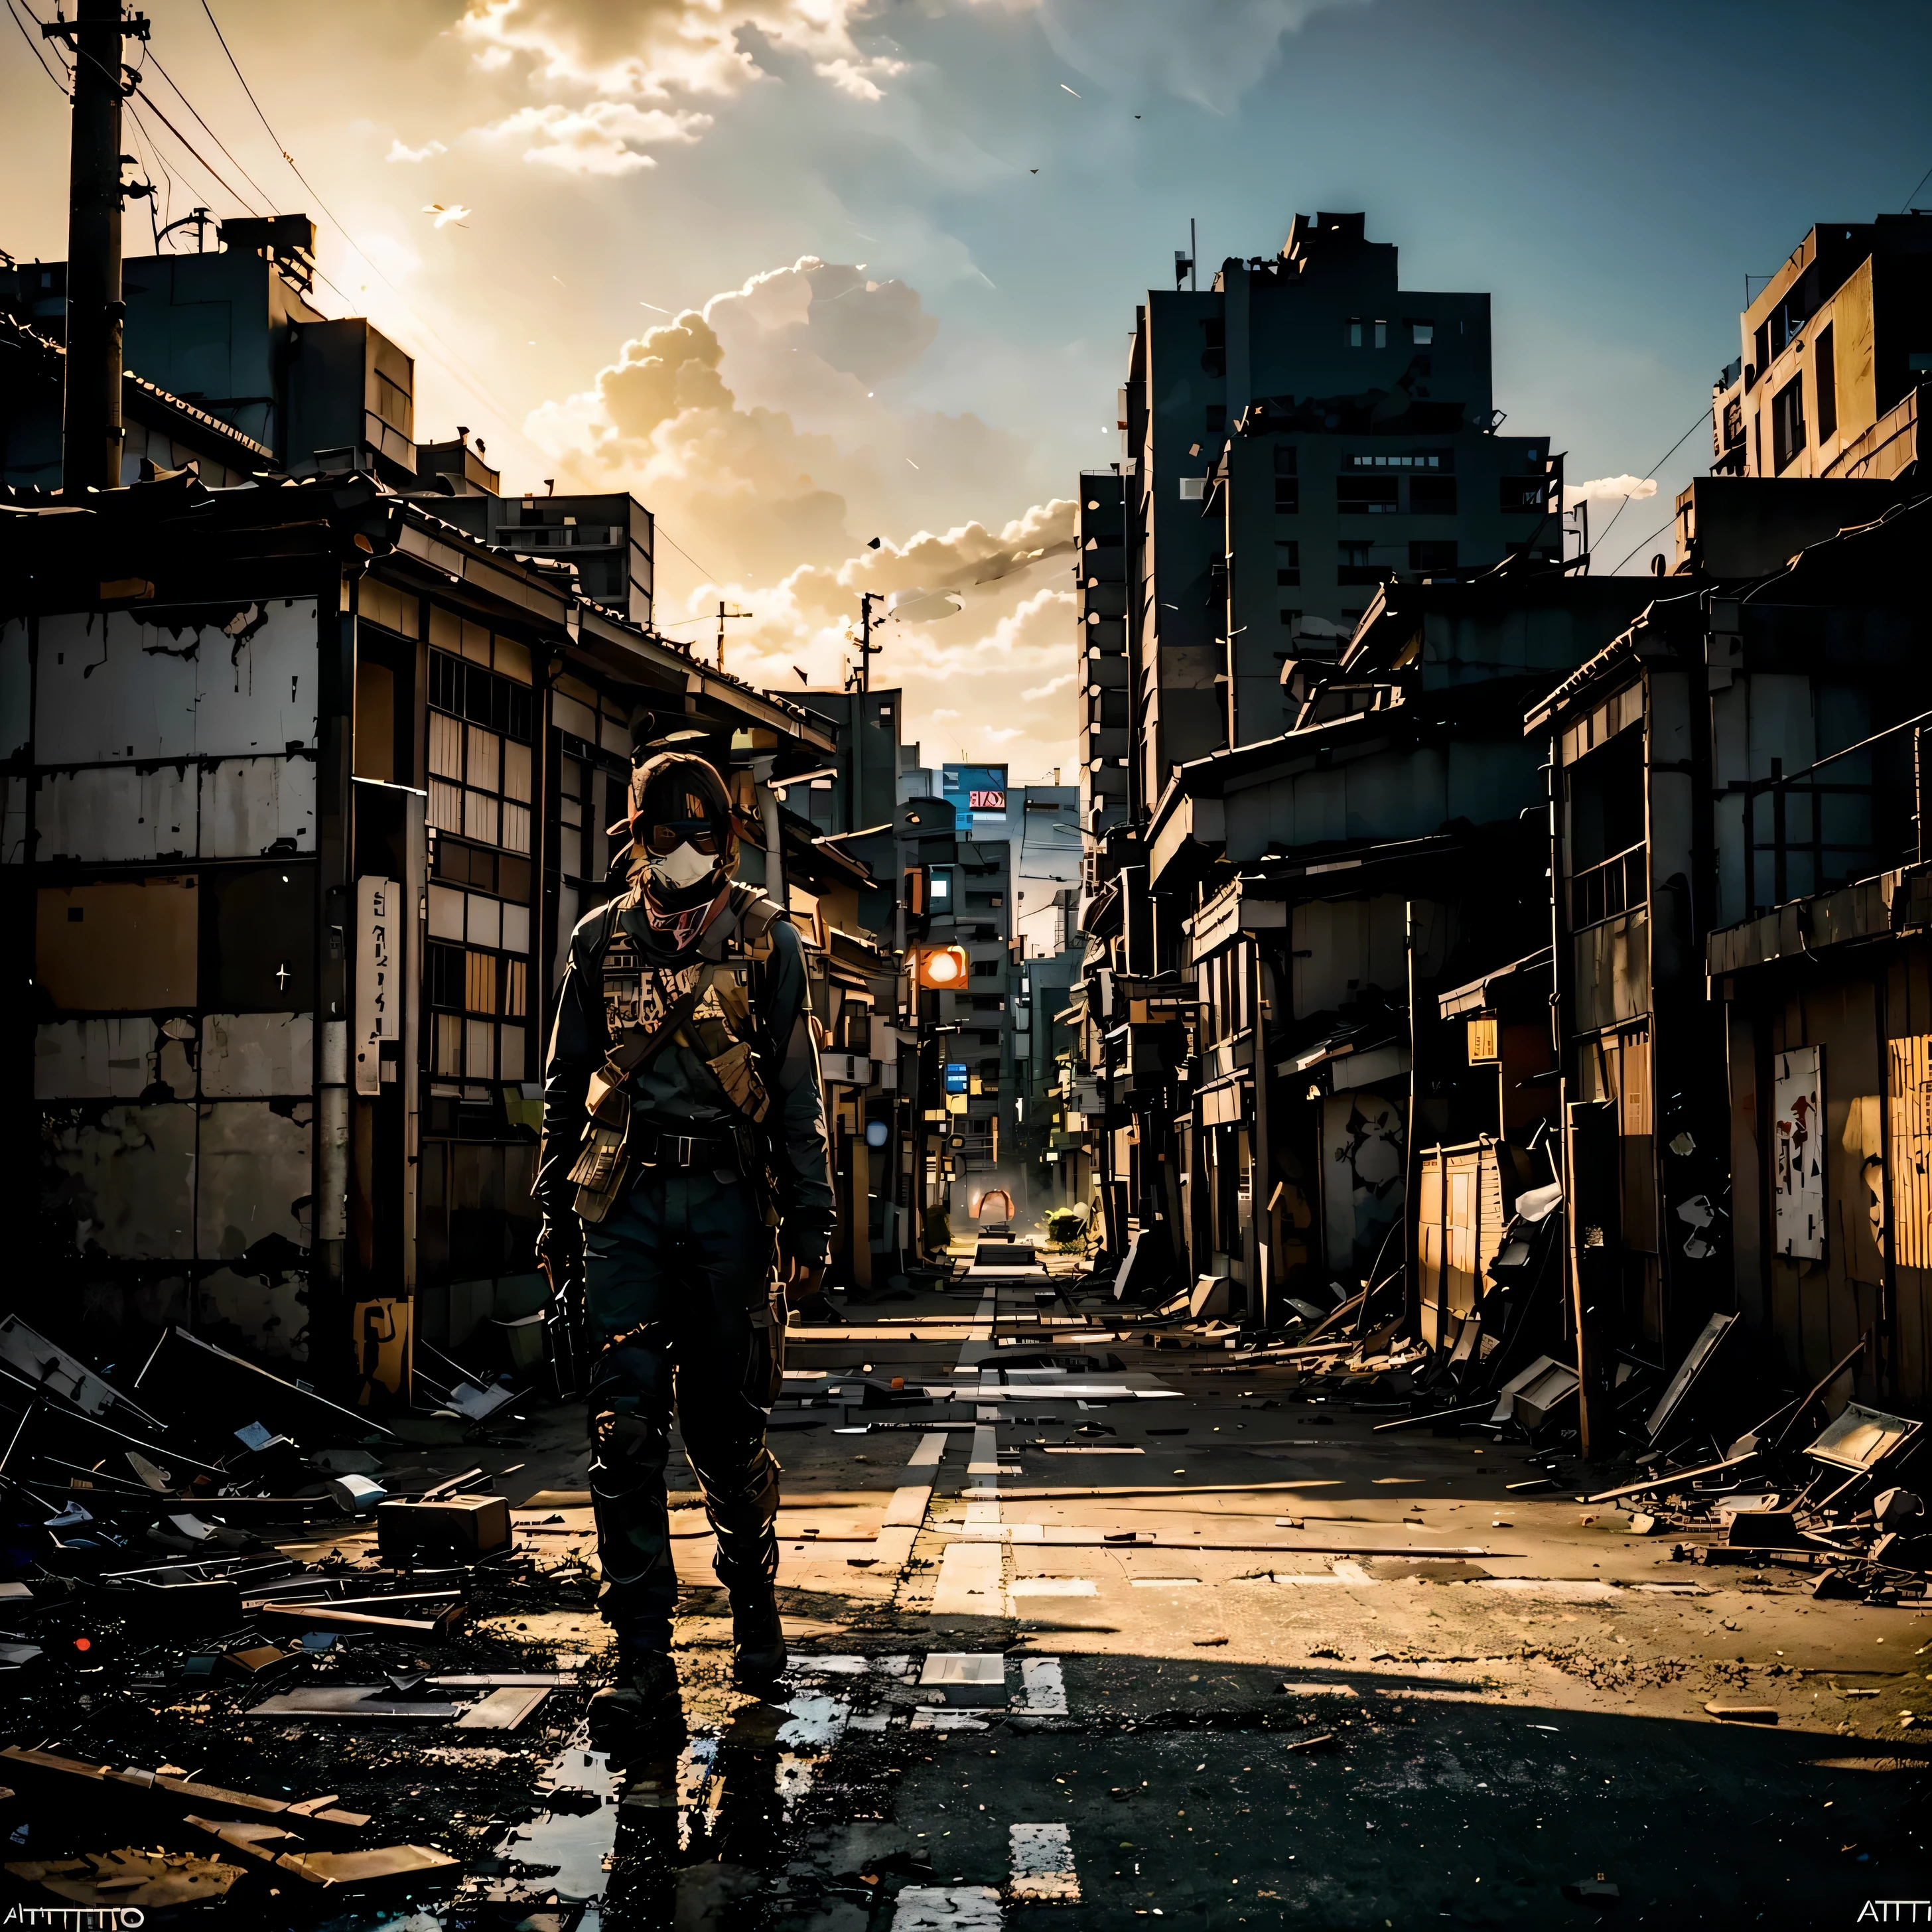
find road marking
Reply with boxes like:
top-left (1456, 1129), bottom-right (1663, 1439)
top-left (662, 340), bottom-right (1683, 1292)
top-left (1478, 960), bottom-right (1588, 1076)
top-left (892, 1886), bottom-right (1003, 1930)
top-left (1016, 1656), bottom-right (1068, 1715)
top-left (933, 1539), bottom-right (1005, 1614)
top-left (1008, 1821), bottom-right (1079, 1902)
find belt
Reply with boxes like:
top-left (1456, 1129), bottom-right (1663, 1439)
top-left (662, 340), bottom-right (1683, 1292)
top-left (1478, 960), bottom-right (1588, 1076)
top-left (628, 1124), bottom-right (742, 1171)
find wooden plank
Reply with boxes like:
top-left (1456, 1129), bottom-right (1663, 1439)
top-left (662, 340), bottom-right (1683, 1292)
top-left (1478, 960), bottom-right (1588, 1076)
top-left (453, 1687), bottom-right (548, 1732)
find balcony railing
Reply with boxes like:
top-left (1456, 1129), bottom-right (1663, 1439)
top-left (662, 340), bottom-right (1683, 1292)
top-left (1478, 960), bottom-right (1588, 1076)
top-left (1736, 710), bottom-right (1930, 918)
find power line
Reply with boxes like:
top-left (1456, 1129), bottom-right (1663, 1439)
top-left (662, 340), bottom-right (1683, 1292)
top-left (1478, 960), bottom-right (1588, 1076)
top-left (144, 50), bottom-right (281, 216)
top-left (1902, 159), bottom-right (1932, 212)
top-left (191, 0), bottom-right (525, 442)
top-left (6, 0), bottom-right (68, 93)
top-left (1590, 405), bottom-right (1710, 549)
top-left (1608, 514), bottom-right (1675, 577)
top-left (652, 521), bottom-right (723, 585)
top-left (128, 88), bottom-right (267, 220)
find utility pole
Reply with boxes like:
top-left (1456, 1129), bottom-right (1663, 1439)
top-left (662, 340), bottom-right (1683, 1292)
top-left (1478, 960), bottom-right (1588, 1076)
top-left (855, 590), bottom-right (884, 692)
top-left (714, 600), bottom-right (752, 675)
top-left (48, 0), bottom-right (149, 494)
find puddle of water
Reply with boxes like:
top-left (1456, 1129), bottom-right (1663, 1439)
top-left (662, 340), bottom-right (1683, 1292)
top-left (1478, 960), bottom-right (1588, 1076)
top-left (496, 1746), bottom-right (625, 1909)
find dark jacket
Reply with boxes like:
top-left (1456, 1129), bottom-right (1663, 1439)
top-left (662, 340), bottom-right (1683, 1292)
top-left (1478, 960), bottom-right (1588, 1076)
top-left (536, 888), bottom-right (838, 1265)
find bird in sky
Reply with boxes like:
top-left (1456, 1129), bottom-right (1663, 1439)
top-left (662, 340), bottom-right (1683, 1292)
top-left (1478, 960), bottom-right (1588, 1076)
top-left (423, 204), bottom-right (471, 229)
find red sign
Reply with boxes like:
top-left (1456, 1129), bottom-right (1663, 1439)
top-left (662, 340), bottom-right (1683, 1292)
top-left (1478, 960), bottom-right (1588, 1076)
top-left (969, 789), bottom-right (1006, 811)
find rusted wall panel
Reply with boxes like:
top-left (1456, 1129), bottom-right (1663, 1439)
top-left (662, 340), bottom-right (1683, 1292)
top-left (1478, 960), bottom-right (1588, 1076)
top-left (195, 1099), bottom-right (312, 1264)
top-left (1574, 908), bottom-right (1649, 1032)
top-left (200, 755), bottom-right (316, 857)
top-left (34, 1018), bottom-right (159, 1100)
top-left (200, 1012), bottom-right (313, 1097)
top-left (41, 1103), bottom-right (196, 1259)
top-left (36, 878), bottom-right (198, 1010)
top-left (37, 763), bottom-right (196, 862)
top-left (34, 600), bottom-right (318, 763)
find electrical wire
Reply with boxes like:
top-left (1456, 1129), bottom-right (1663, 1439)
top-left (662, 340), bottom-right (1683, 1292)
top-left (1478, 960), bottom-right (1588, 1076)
top-left (1607, 514), bottom-right (1676, 577)
top-left (6, 0), bottom-right (68, 92)
top-left (144, 50), bottom-right (281, 216)
top-left (192, 0), bottom-right (521, 437)
top-left (1590, 406), bottom-right (1710, 551)
top-left (127, 88), bottom-right (267, 220)
top-left (1901, 160), bottom-right (1932, 212)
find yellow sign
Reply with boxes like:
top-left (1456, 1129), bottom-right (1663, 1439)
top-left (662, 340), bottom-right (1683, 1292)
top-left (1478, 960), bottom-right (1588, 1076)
top-left (1466, 1013), bottom-right (1499, 1064)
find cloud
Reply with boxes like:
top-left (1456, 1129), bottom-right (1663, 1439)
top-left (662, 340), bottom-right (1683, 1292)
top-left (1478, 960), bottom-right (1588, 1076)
top-left (1024, 0), bottom-right (1369, 113)
top-left (455, 0), bottom-right (907, 118)
top-left (476, 100), bottom-right (713, 174)
top-left (386, 137), bottom-right (447, 163)
top-left (1566, 473), bottom-right (1658, 506)
top-left (523, 257), bottom-right (1081, 774)
top-left (1021, 669), bottom-right (1075, 702)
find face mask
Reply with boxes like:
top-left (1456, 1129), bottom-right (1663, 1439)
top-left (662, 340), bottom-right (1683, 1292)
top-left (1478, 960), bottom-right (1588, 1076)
top-left (647, 839), bottom-right (716, 890)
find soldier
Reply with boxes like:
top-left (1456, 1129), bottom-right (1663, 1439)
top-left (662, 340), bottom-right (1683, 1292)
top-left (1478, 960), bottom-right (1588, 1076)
top-left (536, 749), bottom-right (835, 1710)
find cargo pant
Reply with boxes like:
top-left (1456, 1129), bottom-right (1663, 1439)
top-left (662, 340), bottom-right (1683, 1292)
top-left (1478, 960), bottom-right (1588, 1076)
top-left (580, 1167), bottom-right (785, 1653)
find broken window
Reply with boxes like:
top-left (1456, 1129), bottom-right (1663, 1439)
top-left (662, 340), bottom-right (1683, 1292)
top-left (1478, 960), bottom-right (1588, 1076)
top-left (1771, 373), bottom-right (1805, 472)
top-left (1814, 324), bottom-right (1836, 442)
top-left (1409, 319), bottom-right (1434, 345)
top-left (1336, 541), bottom-right (1384, 586)
top-left (1336, 476), bottom-right (1399, 514)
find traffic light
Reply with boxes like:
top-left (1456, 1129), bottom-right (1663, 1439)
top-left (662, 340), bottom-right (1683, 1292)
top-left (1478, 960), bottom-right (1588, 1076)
top-left (914, 945), bottom-right (969, 990)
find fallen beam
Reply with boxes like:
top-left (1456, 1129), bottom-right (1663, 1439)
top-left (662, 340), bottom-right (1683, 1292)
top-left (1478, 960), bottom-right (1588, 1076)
top-left (1372, 1402), bottom-right (1495, 1433)
top-left (0, 1747), bottom-right (369, 1836)
top-left (1582, 1452), bottom-right (1756, 1505)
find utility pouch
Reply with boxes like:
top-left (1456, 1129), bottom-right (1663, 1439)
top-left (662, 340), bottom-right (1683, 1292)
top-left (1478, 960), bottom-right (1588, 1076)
top-left (707, 1039), bottom-right (771, 1124)
top-left (747, 1278), bottom-right (787, 1407)
top-left (569, 1086), bottom-right (633, 1223)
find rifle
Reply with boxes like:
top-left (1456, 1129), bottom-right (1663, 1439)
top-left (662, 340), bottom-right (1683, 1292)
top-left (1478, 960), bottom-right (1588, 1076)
top-left (540, 1243), bottom-right (588, 1404)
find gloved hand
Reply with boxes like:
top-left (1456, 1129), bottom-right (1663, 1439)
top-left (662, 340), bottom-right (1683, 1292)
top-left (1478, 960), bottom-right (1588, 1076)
top-left (537, 1217), bottom-right (584, 1299)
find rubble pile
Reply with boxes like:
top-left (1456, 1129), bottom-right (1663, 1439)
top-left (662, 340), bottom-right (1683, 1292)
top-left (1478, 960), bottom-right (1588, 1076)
top-left (0, 1316), bottom-right (597, 1915)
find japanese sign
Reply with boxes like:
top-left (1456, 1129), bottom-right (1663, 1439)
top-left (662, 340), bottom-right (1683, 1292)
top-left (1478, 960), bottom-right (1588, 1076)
top-left (354, 875), bottom-right (401, 1097)
top-left (941, 762), bottom-right (1008, 821)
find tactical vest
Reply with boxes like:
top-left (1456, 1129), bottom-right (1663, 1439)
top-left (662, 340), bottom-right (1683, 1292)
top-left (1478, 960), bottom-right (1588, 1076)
top-left (568, 883), bottom-right (787, 1223)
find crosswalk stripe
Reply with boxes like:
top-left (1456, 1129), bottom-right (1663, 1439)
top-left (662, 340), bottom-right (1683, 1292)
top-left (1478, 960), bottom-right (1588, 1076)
top-left (1008, 1822), bottom-right (1079, 1902)
top-left (892, 1885), bottom-right (1003, 1929)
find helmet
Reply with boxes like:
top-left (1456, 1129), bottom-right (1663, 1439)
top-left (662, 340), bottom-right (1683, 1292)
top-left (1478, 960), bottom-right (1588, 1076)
top-left (626, 751), bottom-right (739, 914)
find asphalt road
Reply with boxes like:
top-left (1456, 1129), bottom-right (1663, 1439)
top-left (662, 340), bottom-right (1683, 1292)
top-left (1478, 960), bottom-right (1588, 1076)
top-left (436, 1259), bottom-right (1932, 1931)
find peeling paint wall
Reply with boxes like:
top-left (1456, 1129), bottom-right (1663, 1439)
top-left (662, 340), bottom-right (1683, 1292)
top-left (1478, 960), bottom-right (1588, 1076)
top-left (25, 597), bottom-right (321, 1362)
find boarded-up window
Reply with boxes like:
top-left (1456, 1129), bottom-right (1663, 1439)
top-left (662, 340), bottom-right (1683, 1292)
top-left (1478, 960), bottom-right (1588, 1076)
top-left (37, 878), bottom-right (197, 1010)
top-left (1772, 1044), bottom-right (1825, 1259)
top-left (429, 712), bottom-right (463, 780)
top-left (464, 949), bottom-right (498, 1016)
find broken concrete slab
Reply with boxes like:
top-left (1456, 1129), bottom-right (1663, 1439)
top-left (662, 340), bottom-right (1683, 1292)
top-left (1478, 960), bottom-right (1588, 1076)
top-left (5, 1846), bottom-right (246, 1907)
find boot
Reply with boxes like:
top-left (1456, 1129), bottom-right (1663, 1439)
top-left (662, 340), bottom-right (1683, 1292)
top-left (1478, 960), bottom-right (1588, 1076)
top-left (729, 1578), bottom-right (787, 1688)
top-left (591, 1643), bottom-right (679, 1723)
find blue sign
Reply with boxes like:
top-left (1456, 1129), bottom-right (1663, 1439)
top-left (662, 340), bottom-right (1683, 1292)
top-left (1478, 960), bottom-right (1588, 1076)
top-left (941, 763), bottom-right (1008, 822)
top-left (945, 1063), bottom-right (969, 1095)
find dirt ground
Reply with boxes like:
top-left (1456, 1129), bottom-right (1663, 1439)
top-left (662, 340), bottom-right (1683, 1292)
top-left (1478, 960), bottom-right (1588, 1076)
top-left (3, 1257), bottom-right (1927, 1928)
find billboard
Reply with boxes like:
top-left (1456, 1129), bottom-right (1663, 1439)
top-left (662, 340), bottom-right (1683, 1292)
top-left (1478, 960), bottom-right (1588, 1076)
top-left (945, 1062), bottom-right (969, 1095)
top-left (941, 762), bottom-right (1008, 823)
